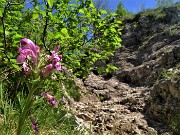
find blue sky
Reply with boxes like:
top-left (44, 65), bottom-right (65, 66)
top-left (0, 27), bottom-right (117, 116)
top-left (25, 0), bottom-right (180, 13)
top-left (93, 0), bottom-right (180, 13)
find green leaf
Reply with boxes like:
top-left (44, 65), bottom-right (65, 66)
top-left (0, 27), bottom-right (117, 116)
top-left (14, 33), bottom-right (22, 39)
top-left (40, 10), bottom-right (46, 17)
top-left (55, 33), bottom-right (62, 39)
top-left (48, 0), bottom-right (54, 8)
top-left (75, 61), bottom-right (80, 66)
top-left (100, 10), bottom-right (107, 14)
top-left (79, 9), bottom-right (84, 14)
top-left (12, 64), bottom-right (21, 71)
top-left (94, 54), bottom-right (101, 58)
top-left (116, 20), bottom-right (122, 24)
top-left (106, 68), bottom-right (110, 73)
top-left (110, 65), bottom-right (118, 70)
top-left (107, 64), bottom-right (119, 70)
top-left (10, 59), bottom-right (17, 63)
top-left (32, 13), bottom-right (39, 19)
top-left (92, 57), bottom-right (98, 62)
top-left (5, 30), bottom-right (10, 36)
top-left (61, 28), bottom-right (70, 37)
top-left (104, 29), bottom-right (108, 36)
top-left (110, 27), bottom-right (116, 33)
top-left (0, 10), bottom-right (3, 17)
top-left (89, 1), bottom-right (95, 8)
top-left (0, 42), bottom-right (3, 47)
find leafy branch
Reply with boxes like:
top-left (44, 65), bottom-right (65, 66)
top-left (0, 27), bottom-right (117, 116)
top-left (42, 1), bottom-right (52, 55)
top-left (1, 1), bottom-right (24, 61)
top-left (1, 2), bottom-right (10, 61)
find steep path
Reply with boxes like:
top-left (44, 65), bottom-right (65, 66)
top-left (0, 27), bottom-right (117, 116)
top-left (68, 73), bottom-right (172, 135)
top-left (63, 5), bottom-right (180, 135)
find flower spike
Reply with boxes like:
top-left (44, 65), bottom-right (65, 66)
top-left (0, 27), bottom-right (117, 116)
top-left (41, 92), bottom-right (57, 107)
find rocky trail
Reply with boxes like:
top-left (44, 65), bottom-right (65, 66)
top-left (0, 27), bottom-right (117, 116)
top-left (66, 73), bottom-right (172, 135)
top-left (62, 5), bottom-right (180, 135)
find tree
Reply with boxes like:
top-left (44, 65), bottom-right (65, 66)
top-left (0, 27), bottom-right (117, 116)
top-left (156, 0), bottom-right (174, 7)
top-left (0, 0), bottom-right (122, 78)
top-left (116, 1), bottom-right (130, 18)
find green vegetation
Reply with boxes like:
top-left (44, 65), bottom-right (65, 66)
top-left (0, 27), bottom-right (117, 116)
top-left (136, 7), bottom-right (166, 20)
top-left (116, 1), bottom-right (129, 18)
top-left (176, 62), bottom-right (180, 68)
top-left (122, 2), bottom-right (180, 21)
top-left (156, 0), bottom-right (174, 7)
top-left (0, 0), bottom-right (178, 134)
top-left (157, 69), bottom-right (180, 80)
top-left (169, 114), bottom-right (180, 134)
top-left (168, 22), bottom-right (180, 36)
top-left (175, 2), bottom-right (180, 9)
top-left (0, 0), bottom-right (121, 134)
top-left (116, 1), bottom-right (134, 20)
top-left (0, 81), bottom-right (79, 135)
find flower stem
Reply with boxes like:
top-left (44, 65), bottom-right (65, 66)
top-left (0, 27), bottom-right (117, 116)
top-left (16, 85), bottom-right (35, 135)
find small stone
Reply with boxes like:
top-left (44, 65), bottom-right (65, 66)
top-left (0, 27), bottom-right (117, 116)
top-left (109, 108), bottom-right (116, 113)
top-left (102, 108), bottom-right (109, 112)
top-left (77, 113), bottom-right (93, 121)
top-left (106, 124), bottom-right (113, 130)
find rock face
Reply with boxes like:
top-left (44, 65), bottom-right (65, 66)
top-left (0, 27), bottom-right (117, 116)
top-left (148, 76), bottom-right (180, 123)
top-left (111, 6), bottom-right (180, 86)
top-left (109, 5), bottom-right (180, 134)
top-left (63, 4), bottom-right (180, 135)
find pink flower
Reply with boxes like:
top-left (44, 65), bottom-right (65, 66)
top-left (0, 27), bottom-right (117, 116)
top-left (48, 46), bottom-right (62, 61)
top-left (22, 62), bottom-right (30, 74)
top-left (41, 45), bottom-right (62, 77)
top-left (41, 92), bottom-right (57, 107)
top-left (53, 59), bottom-right (62, 71)
top-left (17, 48), bottom-right (36, 63)
top-left (41, 64), bottom-right (54, 78)
top-left (49, 45), bottom-right (62, 70)
top-left (20, 38), bottom-right (39, 58)
top-left (17, 38), bottom-right (40, 73)
top-left (17, 38), bottom-right (62, 77)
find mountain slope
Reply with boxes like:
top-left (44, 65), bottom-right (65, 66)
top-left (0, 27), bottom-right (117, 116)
top-left (63, 4), bottom-right (180, 135)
